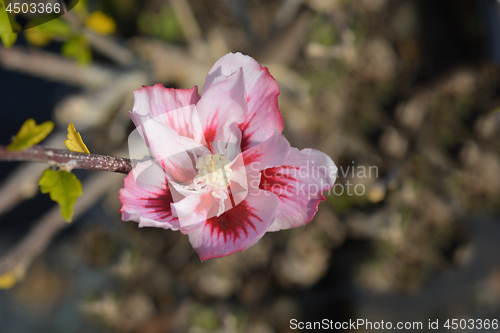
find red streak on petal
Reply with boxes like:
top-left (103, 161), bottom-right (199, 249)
top-left (143, 181), bottom-right (175, 220)
top-left (167, 113), bottom-right (191, 138)
top-left (240, 113), bottom-right (254, 133)
top-left (242, 150), bottom-right (262, 165)
top-left (204, 114), bottom-right (218, 152)
top-left (161, 160), bottom-right (190, 183)
top-left (180, 120), bottom-right (191, 137)
top-left (239, 114), bottom-right (256, 151)
top-left (259, 166), bottom-right (299, 193)
top-left (240, 135), bottom-right (251, 152)
top-left (206, 201), bottom-right (259, 243)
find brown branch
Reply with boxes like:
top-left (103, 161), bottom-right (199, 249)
top-left (0, 146), bottom-right (132, 174)
top-left (0, 133), bottom-right (66, 216)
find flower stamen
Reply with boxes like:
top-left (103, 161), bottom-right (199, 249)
top-left (194, 153), bottom-right (232, 198)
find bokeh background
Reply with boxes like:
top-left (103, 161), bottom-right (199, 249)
top-left (1, 0), bottom-right (500, 332)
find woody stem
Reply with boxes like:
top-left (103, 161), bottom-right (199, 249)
top-left (0, 145), bottom-right (132, 174)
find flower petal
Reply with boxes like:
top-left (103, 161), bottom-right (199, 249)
top-left (187, 189), bottom-right (278, 260)
top-left (242, 131), bottom-right (290, 173)
top-left (132, 84), bottom-right (200, 139)
top-left (119, 160), bottom-right (180, 230)
top-left (130, 113), bottom-right (202, 183)
top-left (203, 53), bottom-right (283, 151)
top-left (169, 185), bottom-right (216, 232)
top-left (194, 68), bottom-right (247, 151)
top-left (259, 148), bottom-right (337, 231)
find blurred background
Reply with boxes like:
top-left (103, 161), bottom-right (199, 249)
top-left (1, 0), bottom-right (500, 332)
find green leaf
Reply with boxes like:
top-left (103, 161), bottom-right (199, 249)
top-left (8, 118), bottom-right (54, 151)
top-left (65, 123), bottom-right (90, 154)
top-left (39, 169), bottom-right (82, 222)
top-left (0, 0), bottom-right (17, 48)
top-left (0, 31), bottom-right (16, 48)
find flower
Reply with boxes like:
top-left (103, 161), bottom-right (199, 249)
top-left (119, 53), bottom-right (337, 260)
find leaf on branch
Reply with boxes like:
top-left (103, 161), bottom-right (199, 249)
top-left (7, 118), bottom-right (54, 151)
top-left (65, 123), bottom-right (90, 154)
top-left (39, 169), bottom-right (82, 222)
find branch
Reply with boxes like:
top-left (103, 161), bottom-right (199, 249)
top-left (0, 146), bottom-right (132, 174)
top-left (0, 133), bottom-right (66, 216)
top-left (0, 47), bottom-right (115, 89)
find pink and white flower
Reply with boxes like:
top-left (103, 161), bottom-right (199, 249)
top-left (119, 53), bottom-right (337, 260)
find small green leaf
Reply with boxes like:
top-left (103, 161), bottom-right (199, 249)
top-left (8, 118), bottom-right (54, 151)
top-left (0, 31), bottom-right (17, 48)
top-left (0, 0), bottom-right (17, 48)
top-left (39, 169), bottom-right (82, 222)
top-left (65, 123), bottom-right (90, 154)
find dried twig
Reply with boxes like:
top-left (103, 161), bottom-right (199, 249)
top-left (54, 70), bottom-right (149, 130)
top-left (0, 47), bottom-right (116, 89)
top-left (170, 0), bottom-right (202, 42)
top-left (83, 30), bottom-right (136, 67)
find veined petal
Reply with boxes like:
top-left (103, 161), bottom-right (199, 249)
top-left (170, 185), bottom-right (216, 232)
top-left (202, 52), bottom-right (283, 151)
top-left (194, 68), bottom-right (247, 151)
top-left (260, 148), bottom-right (337, 231)
top-left (242, 131), bottom-right (290, 174)
top-left (132, 84), bottom-right (200, 139)
top-left (119, 161), bottom-right (180, 230)
top-left (188, 189), bottom-right (278, 261)
top-left (130, 113), bottom-right (201, 183)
